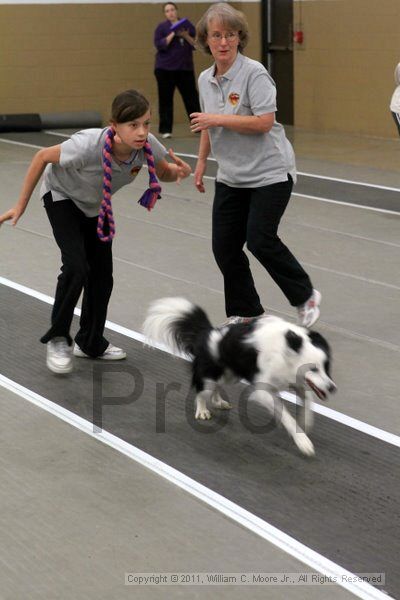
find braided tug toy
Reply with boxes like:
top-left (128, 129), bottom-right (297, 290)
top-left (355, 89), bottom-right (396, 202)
top-left (97, 127), bottom-right (162, 242)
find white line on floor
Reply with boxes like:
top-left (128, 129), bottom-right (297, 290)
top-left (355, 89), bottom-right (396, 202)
top-left (115, 256), bottom-right (223, 294)
top-left (297, 171), bottom-right (400, 193)
top-left (43, 130), bottom-right (71, 137)
top-left (0, 373), bottom-right (392, 600)
top-left (303, 263), bottom-right (400, 292)
top-left (0, 137), bottom-right (43, 150)
top-left (292, 192), bottom-right (400, 216)
top-left (1, 274), bottom-right (399, 450)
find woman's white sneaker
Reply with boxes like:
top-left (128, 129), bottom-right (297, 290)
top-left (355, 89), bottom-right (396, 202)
top-left (220, 313), bottom-right (266, 327)
top-left (73, 343), bottom-right (127, 360)
top-left (47, 337), bottom-right (73, 374)
top-left (297, 290), bottom-right (321, 328)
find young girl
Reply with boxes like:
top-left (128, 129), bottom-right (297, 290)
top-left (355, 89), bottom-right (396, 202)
top-left (0, 89), bottom-right (191, 374)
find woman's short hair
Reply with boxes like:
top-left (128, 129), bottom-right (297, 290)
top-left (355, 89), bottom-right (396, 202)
top-left (196, 3), bottom-right (249, 55)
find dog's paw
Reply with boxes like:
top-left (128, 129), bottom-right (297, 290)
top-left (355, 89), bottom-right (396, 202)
top-left (294, 433), bottom-right (315, 457)
top-left (211, 394), bottom-right (232, 410)
top-left (195, 407), bottom-right (212, 420)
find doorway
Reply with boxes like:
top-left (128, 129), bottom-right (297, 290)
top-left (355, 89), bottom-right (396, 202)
top-left (261, 0), bottom-right (294, 125)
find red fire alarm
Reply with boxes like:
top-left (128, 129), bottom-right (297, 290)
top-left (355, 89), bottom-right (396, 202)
top-left (293, 30), bottom-right (304, 44)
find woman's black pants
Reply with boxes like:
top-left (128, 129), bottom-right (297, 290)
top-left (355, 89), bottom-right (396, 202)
top-left (212, 179), bottom-right (313, 317)
top-left (155, 68), bottom-right (200, 134)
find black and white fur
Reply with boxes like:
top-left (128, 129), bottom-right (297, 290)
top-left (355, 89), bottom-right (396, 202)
top-left (143, 297), bottom-right (336, 456)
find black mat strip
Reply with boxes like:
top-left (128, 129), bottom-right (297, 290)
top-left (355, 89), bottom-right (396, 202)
top-left (1, 284), bottom-right (399, 597)
top-left (296, 173), bottom-right (400, 212)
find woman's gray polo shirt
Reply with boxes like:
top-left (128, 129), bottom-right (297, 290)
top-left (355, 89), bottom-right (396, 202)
top-left (40, 129), bottom-right (167, 217)
top-left (198, 52), bottom-right (296, 188)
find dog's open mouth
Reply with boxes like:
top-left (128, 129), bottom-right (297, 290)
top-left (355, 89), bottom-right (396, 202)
top-left (305, 378), bottom-right (327, 400)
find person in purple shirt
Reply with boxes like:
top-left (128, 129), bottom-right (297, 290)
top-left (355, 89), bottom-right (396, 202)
top-left (154, 2), bottom-right (200, 138)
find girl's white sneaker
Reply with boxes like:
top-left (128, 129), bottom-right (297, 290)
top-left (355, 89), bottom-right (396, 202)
top-left (47, 337), bottom-right (73, 374)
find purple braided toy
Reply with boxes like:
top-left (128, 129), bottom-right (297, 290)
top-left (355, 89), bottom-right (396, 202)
top-left (97, 127), bottom-right (116, 242)
top-left (97, 128), bottom-right (162, 242)
top-left (138, 142), bottom-right (162, 211)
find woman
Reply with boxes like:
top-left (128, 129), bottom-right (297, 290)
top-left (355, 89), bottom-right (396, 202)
top-left (191, 3), bottom-right (321, 328)
top-left (154, 2), bottom-right (200, 138)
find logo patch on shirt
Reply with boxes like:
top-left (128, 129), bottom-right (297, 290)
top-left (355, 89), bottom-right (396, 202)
top-left (228, 92), bottom-right (240, 106)
top-left (131, 166), bottom-right (142, 177)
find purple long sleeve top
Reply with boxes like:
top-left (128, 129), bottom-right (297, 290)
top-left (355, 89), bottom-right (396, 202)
top-left (154, 20), bottom-right (196, 71)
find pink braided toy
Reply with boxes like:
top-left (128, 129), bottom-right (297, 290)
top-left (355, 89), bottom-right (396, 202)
top-left (97, 128), bottom-right (162, 242)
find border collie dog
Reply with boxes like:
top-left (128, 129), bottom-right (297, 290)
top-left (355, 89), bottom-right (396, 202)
top-left (143, 297), bottom-right (336, 456)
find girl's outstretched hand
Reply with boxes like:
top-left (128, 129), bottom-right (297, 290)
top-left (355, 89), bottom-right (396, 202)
top-left (0, 206), bottom-right (24, 227)
top-left (168, 149), bottom-right (192, 183)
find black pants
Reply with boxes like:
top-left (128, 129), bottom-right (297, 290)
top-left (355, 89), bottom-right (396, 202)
top-left (155, 68), bottom-right (200, 134)
top-left (212, 179), bottom-right (313, 317)
top-left (40, 193), bottom-right (113, 357)
top-left (392, 111), bottom-right (400, 136)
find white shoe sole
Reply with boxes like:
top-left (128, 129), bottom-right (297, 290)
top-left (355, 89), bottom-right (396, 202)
top-left (73, 349), bottom-right (127, 360)
top-left (46, 359), bottom-right (73, 374)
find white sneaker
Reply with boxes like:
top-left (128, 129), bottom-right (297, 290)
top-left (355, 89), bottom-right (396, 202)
top-left (47, 337), bottom-right (73, 374)
top-left (297, 290), bottom-right (321, 328)
top-left (73, 343), bottom-right (127, 360)
top-left (161, 132), bottom-right (171, 139)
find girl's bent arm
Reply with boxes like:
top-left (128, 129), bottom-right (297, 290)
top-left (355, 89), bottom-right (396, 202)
top-left (155, 151), bottom-right (191, 183)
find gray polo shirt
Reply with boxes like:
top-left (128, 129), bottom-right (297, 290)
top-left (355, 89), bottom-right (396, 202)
top-left (40, 129), bottom-right (167, 217)
top-left (198, 52), bottom-right (296, 187)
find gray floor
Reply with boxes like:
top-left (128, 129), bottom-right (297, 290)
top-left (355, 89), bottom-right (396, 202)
top-left (0, 126), bottom-right (399, 599)
top-left (0, 389), bottom-right (357, 600)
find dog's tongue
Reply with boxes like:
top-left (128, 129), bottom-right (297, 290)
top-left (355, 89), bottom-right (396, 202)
top-left (306, 379), bottom-right (327, 401)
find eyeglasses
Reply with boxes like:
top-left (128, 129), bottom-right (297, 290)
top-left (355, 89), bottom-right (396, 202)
top-left (208, 31), bottom-right (238, 42)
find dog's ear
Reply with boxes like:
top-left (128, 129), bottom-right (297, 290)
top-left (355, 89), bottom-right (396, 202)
top-left (285, 330), bottom-right (303, 353)
top-left (308, 330), bottom-right (331, 357)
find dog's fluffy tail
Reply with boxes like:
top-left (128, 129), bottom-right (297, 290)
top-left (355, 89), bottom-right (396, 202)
top-left (143, 297), bottom-right (213, 356)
